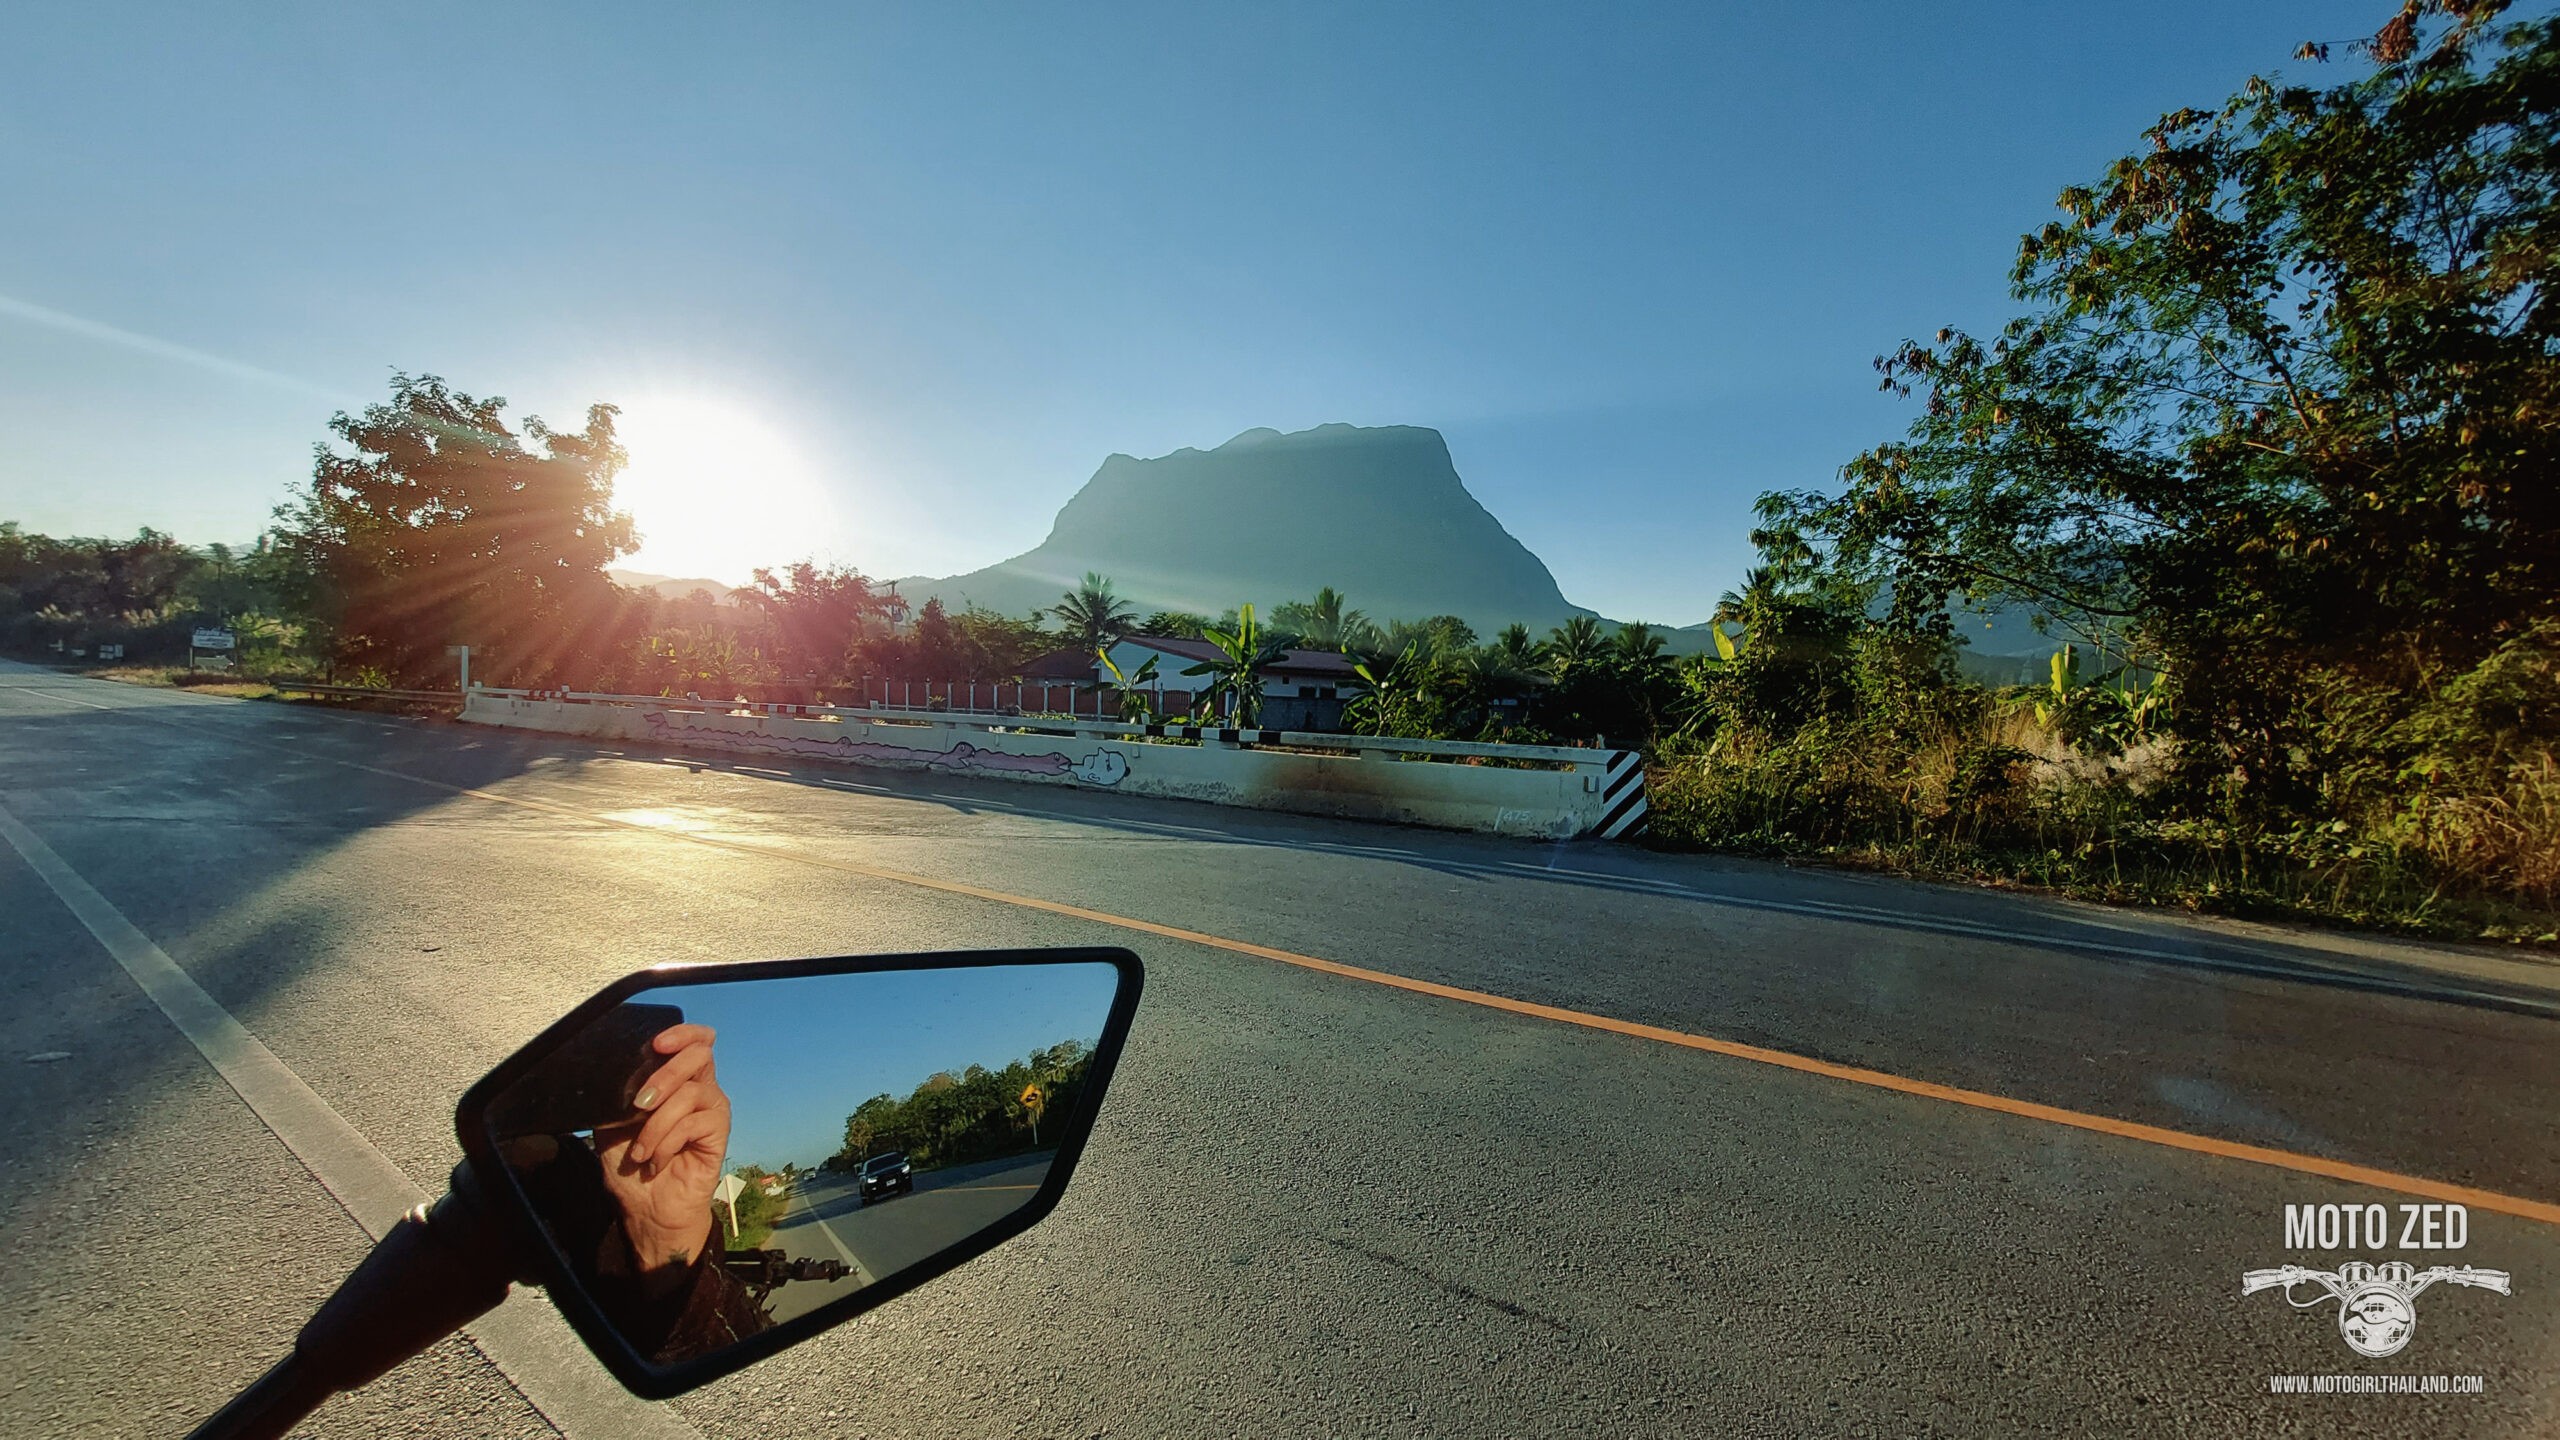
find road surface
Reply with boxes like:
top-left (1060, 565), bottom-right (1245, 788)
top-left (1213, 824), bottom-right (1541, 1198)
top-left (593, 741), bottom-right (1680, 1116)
top-left (1, 661), bottom-right (2554, 1437)
top-left (759, 1156), bottom-right (1055, 1324)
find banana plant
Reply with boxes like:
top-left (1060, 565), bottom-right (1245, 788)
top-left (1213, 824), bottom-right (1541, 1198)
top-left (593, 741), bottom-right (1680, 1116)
top-left (1180, 604), bottom-right (1286, 726)
top-left (1090, 646), bottom-right (1163, 723)
top-left (2033, 642), bottom-right (2168, 752)
top-left (2033, 644), bottom-right (2081, 728)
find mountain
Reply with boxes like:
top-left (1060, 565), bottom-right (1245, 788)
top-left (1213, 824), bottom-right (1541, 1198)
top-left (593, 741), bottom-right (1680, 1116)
top-left (911, 424), bottom-right (1599, 636)
top-left (610, 570), bottom-right (742, 604)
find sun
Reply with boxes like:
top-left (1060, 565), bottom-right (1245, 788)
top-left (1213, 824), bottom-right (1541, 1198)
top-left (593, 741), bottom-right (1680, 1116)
top-left (609, 394), bottom-right (832, 585)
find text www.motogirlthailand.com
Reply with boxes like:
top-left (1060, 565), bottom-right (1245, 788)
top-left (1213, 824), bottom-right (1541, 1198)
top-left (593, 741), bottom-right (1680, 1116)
top-left (2267, 1374), bottom-right (2485, 1395)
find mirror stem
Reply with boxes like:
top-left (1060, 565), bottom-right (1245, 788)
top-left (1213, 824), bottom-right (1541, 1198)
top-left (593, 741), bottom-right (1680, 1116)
top-left (185, 1162), bottom-right (531, 1440)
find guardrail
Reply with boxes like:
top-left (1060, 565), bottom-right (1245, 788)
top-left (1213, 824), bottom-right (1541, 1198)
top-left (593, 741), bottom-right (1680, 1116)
top-left (269, 681), bottom-right (465, 706)
top-left (482, 688), bottom-right (1615, 767)
top-left (462, 686), bottom-right (1651, 840)
top-left (473, 686), bottom-right (1644, 775)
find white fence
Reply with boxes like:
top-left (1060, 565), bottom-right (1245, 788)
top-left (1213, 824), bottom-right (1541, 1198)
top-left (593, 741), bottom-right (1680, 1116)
top-left (461, 688), bottom-right (1650, 841)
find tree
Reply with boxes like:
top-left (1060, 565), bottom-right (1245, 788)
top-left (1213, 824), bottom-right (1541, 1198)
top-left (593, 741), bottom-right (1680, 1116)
top-left (1343, 641), bottom-right (1449, 738)
top-left (1754, 3), bottom-right (2560, 811)
top-left (179, 535), bottom-right (310, 627)
top-left (737, 560), bottom-right (886, 685)
top-left (829, 1039), bottom-right (1097, 1173)
top-left (1050, 572), bottom-right (1136, 655)
top-left (1545, 616), bottom-right (1608, 673)
top-left (273, 372), bottom-right (638, 686)
top-left (1138, 609), bottom-right (1213, 639)
top-left (1714, 567), bottom-right (1788, 628)
top-left (0, 525), bottom-right (195, 623)
top-left (1378, 615), bottom-right (1475, 660)
top-left (1708, 580), bottom-right (1858, 733)
top-left (910, 597), bottom-right (959, 675)
top-left (950, 605), bottom-right (1054, 676)
top-left (1491, 622), bottom-right (1548, 671)
top-left (1612, 622), bottom-right (1671, 674)
top-left (1269, 586), bottom-right (1371, 649)
top-left (0, 523), bottom-right (267, 660)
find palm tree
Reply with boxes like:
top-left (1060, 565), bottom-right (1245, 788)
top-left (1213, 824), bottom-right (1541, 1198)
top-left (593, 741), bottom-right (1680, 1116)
top-left (1492, 622), bottom-right (1548, 670)
top-left (1703, 567), bottom-right (1794, 662)
top-left (1050, 572), bottom-right (1137, 654)
top-left (1613, 622), bottom-right (1668, 664)
top-left (1546, 615), bottom-right (1608, 672)
top-left (1714, 566), bottom-right (1787, 626)
top-left (1270, 586), bottom-right (1369, 649)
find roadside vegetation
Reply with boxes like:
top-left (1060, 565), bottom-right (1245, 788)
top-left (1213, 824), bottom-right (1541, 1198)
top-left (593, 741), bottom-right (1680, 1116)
top-left (5, 4), bottom-right (2548, 944)
top-left (721, 1165), bottom-right (793, 1251)
top-left (1660, 3), bottom-right (2560, 945)
top-left (823, 1039), bottom-right (1092, 1175)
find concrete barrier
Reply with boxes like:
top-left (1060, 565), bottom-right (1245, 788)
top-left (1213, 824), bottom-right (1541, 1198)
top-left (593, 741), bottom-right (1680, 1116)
top-left (460, 689), bottom-right (1650, 841)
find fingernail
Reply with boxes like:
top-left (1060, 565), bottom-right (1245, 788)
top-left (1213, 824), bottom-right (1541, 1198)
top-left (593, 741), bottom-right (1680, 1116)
top-left (636, 1087), bottom-right (658, 1109)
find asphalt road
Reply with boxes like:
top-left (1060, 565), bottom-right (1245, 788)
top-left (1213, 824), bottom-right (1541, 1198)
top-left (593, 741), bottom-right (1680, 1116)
top-left (773, 1155), bottom-right (1055, 1308)
top-left (2, 661), bottom-right (2555, 1437)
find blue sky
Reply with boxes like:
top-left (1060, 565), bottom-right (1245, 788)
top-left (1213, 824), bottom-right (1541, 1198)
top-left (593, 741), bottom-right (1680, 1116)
top-left (631, 961), bottom-right (1123, 1173)
top-left (0, 2), bottom-right (2377, 623)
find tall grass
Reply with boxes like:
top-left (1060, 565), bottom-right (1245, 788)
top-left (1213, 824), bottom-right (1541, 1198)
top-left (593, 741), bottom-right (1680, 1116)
top-left (1645, 710), bottom-right (2560, 946)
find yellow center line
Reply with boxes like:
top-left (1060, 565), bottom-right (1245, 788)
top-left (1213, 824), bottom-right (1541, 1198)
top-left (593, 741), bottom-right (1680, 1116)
top-left (399, 770), bottom-right (2560, 1230)
top-left (37, 678), bottom-right (2560, 1233)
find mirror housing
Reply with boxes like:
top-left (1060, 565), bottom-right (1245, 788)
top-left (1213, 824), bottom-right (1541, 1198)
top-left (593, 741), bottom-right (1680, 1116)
top-left (454, 947), bottom-right (1142, 1399)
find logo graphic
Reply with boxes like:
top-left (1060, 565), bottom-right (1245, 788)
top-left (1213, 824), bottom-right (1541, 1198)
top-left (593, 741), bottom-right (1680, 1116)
top-left (2242, 1261), bottom-right (2511, 1358)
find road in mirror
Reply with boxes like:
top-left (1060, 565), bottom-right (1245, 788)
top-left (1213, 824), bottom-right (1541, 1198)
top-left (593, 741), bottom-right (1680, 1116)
top-left (479, 961), bottom-right (1121, 1370)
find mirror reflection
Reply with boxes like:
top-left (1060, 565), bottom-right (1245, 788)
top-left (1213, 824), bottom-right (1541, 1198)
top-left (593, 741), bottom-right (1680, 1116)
top-left (482, 961), bottom-right (1121, 1368)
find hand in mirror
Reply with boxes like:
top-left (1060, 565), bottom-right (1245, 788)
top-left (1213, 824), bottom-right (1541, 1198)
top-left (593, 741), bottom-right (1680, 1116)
top-left (593, 1023), bottom-right (728, 1280)
top-left (499, 1019), bottom-right (773, 1364)
top-left (470, 952), bottom-right (1136, 1394)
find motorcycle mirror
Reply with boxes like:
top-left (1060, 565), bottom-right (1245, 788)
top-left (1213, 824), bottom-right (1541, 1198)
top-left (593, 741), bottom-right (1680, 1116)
top-left (458, 946), bottom-right (1142, 1399)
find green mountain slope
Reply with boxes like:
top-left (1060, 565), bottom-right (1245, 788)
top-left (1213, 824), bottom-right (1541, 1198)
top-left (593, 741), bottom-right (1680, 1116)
top-left (913, 423), bottom-right (1598, 635)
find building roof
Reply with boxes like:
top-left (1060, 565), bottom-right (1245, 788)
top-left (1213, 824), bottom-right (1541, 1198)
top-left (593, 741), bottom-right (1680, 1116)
top-left (1265, 648), bottom-right (1362, 678)
top-left (1116, 635), bottom-right (1225, 664)
top-left (1020, 646), bottom-right (1099, 679)
top-left (1122, 637), bottom-right (1362, 679)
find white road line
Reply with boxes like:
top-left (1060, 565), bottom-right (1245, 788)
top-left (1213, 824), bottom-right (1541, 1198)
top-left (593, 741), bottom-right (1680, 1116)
top-left (790, 1186), bottom-right (879, 1286)
top-left (0, 800), bottom-right (700, 1440)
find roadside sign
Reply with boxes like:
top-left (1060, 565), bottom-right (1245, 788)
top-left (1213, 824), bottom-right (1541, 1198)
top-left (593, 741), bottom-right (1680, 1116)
top-left (1019, 1083), bottom-right (1044, 1110)
top-left (714, 1172), bottom-right (746, 1238)
top-left (191, 628), bottom-right (236, 651)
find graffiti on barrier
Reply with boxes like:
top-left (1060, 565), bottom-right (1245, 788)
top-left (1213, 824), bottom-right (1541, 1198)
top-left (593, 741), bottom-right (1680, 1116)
top-left (1070, 751), bottom-right (1129, 785)
top-left (642, 711), bottom-right (1131, 786)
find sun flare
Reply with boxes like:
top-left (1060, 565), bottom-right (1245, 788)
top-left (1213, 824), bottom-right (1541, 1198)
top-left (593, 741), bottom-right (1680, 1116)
top-left (610, 394), bottom-right (830, 586)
